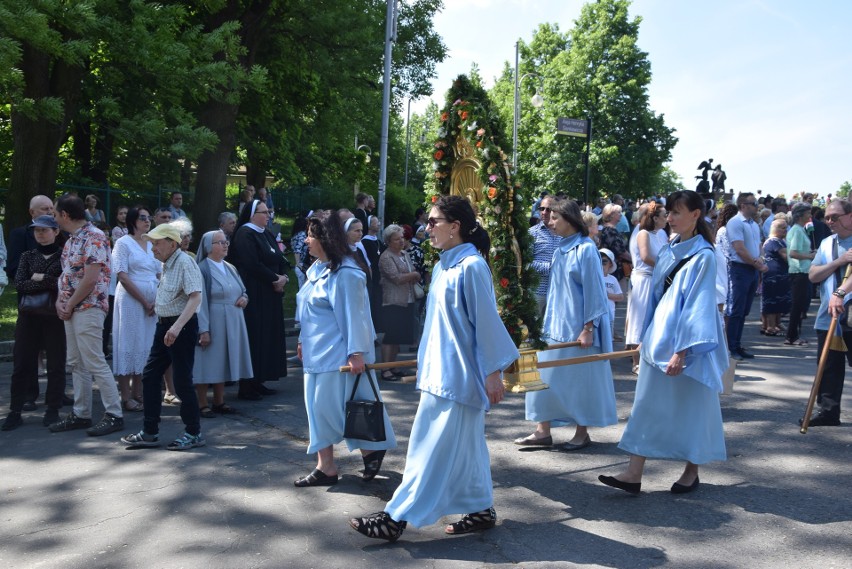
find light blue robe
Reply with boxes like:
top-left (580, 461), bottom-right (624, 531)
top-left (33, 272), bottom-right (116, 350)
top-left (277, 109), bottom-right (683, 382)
top-left (386, 243), bottom-right (519, 527)
top-left (619, 234), bottom-right (727, 463)
top-left (296, 257), bottom-right (395, 454)
top-left (525, 233), bottom-right (617, 427)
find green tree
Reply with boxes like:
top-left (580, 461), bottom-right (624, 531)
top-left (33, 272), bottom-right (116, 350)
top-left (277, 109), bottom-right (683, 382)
top-left (838, 180), bottom-right (851, 198)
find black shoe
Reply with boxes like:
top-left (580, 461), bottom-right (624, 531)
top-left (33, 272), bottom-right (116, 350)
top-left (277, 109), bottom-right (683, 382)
top-left (49, 412), bottom-right (93, 433)
top-left (734, 348), bottom-right (754, 359)
top-left (799, 413), bottom-right (841, 427)
top-left (294, 468), bottom-right (338, 487)
top-left (42, 408), bottom-right (60, 427)
top-left (598, 475), bottom-right (641, 495)
top-left (1, 412), bottom-right (23, 431)
top-left (255, 384), bottom-right (277, 396)
top-left (237, 391), bottom-right (263, 401)
top-left (62, 394), bottom-right (74, 407)
top-left (86, 413), bottom-right (125, 437)
top-left (671, 477), bottom-right (700, 494)
top-left (362, 449), bottom-right (387, 481)
top-left (22, 401), bottom-right (37, 412)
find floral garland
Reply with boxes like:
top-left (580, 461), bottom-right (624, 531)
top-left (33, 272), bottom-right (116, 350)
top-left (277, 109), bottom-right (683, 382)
top-left (424, 75), bottom-right (543, 348)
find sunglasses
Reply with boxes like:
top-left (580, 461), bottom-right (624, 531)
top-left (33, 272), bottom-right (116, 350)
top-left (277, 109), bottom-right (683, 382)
top-left (538, 206), bottom-right (552, 212)
top-left (426, 216), bottom-right (448, 228)
top-left (742, 202), bottom-right (757, 207)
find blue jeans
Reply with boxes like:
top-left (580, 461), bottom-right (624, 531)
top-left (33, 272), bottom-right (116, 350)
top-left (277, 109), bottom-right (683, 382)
top-left (726, 262), bottom-right (759, 352)
top-left (142, 315), bottom-right (200, 436)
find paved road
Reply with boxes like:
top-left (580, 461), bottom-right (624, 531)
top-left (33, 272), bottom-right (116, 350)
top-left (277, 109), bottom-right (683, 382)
top-left (1, 307), bottom-right (850, 569)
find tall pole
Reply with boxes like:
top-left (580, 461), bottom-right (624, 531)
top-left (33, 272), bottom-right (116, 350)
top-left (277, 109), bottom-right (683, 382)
top-left (584, 117), bottom-right (592, 206)
top-left (377, 0), bottom-right (397, 230)
top-left (512, 40), bottom-right (520, 171)
top-left (404, 97), bottom-right (411, 193)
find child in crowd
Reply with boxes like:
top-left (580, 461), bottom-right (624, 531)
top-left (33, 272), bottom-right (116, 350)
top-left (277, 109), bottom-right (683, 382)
top-left (600, 248), bottom-right (624, 340)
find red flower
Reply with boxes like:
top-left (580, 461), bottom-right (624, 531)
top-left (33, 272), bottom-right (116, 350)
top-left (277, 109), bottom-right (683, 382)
top-left (434, 149), bottom-right (444, 160)
top-left (500, 277), bottom-right (509, 288)
top-left (431, 195), bottom-right (438, 203)
top-left (476, 141), bottom-right (482, 148)
top-left (487, 186), bottom-right (497, 199)
top-left (441, 112), bottom-right (449, 121)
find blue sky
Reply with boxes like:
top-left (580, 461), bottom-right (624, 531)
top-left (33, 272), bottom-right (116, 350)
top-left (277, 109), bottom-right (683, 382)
top-left (410, 0), bottom-right (852, 199)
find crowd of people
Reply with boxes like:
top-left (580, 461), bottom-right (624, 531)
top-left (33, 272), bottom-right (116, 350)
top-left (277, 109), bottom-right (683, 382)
top-left (1, 185), bottom-right (848, 541)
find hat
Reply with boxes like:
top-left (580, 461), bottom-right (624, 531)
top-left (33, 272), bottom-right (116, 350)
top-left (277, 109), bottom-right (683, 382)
top-left (142, 223), bottom-right (181, 243)
top-left (599, 248), bottom-right (616, 274)
top-left (30, 215), bottom-right (58, 229)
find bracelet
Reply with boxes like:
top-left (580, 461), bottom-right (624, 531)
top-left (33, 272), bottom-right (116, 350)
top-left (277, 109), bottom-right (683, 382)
top-left (833, 288), bottom-right (847, 298)
top-left (583, 325), bottom-right (594, 332)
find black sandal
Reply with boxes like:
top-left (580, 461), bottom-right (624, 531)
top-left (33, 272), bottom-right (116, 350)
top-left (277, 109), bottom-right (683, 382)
top-left (294, 468), bottom-right (338, 487)
top-left (445, 507), bottom-right (497, 535)
top-left (362, 449), bottom-right (386, 481)
top-left (349, 511), bottom-right (406, 541)
top-left (380, 370), bottom-right (400, 382)
top-left (212, 403), bottom-right (237, 414)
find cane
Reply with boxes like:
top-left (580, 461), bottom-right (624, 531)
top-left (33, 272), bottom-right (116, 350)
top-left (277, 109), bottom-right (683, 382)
top-left (800, 264), bottom-right (852, 434)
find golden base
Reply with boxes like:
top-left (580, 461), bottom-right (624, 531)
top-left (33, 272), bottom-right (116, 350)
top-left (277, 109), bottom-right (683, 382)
top-left (502, 348), bottom-right (548, 394)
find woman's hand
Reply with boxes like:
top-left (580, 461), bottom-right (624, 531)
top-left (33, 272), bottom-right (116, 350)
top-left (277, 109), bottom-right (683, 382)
top-left (198, 331), bottom-right (211, 349)
top-left (235, 296), bottom-right (248, 308)
top-left (485, 371), bottom-right (505, 405)
top-left (348, 352), bottom-right (365, 374)
top-left (31, 273), bottom-right (44, 282)
top-left (578, 327), bottom-right (593, 348)
top-left (665, 352), bottom-right (687, 376)
top-left (297, 342), bottom-right (302, 360)
top-left (145, 301), bottom-right (156, 317)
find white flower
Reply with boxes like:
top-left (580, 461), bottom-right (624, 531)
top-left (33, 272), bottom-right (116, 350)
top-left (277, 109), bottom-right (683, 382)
top-left (466, 121), bottom-right (478, 131)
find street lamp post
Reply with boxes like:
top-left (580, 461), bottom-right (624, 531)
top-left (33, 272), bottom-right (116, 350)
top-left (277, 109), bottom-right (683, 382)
top-left (404, 97), bottom-right (412, 193)
top-left (377, 0), bottom-right (398, 231)
top-left (354, 137), bottom-right (372, 196)
top-left (512, 40), bottom-right (544, 171)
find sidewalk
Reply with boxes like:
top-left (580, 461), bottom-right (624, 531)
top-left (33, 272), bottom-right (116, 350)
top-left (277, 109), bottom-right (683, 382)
top-left (0, 306), bottom-right (849, 568)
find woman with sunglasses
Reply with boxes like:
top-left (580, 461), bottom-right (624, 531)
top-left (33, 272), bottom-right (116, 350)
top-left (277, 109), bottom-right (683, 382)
top-left (231, 200), bottom-right (290, 400)
top-left (111, 206), bottom-right (160, 412)
top-left (599, 190), bottom-right (727, 495)
top-left (193, 230), bottom-right (252, 417)
top-left (350, 195), bottom-right (518, 542)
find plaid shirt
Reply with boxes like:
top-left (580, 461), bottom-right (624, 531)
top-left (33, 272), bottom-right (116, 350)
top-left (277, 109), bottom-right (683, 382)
top-left (60, 222), bottom-right (111, 313)
top-left (155, 249), bottom-right (203, 317)
top-left (529, 222), bottom-right (561, 297)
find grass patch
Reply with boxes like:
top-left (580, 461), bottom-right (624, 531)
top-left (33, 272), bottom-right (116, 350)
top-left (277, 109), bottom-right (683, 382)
top-left (0, 289), bottom-right (18, 341)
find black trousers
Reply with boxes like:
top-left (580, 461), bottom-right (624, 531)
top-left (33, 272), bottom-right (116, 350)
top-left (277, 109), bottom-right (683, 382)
top-left (9, 313), bottom-right (66, 412)
top-left (141, 315), bottom-right (200, 436)
top-left (815, 329), bottom-right (850, 419)
top-left (787, 273), bottom-right (811, 343)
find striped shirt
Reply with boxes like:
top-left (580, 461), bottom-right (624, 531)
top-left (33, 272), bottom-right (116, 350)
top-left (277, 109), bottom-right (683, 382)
top-left (155, 249), bottom-right (203, 317)
top-left (529, 222), bottom-right (561, 298)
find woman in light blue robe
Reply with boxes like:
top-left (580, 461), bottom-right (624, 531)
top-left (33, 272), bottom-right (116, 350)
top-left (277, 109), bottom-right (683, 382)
top-left (515, 197), bottom-right (616, 451)
top-left (293, 211), bottom-right (396, 488)
top-left (600, 190), bottom-right (727, 496)
top-left (350, 195), bottom-right (519, 542)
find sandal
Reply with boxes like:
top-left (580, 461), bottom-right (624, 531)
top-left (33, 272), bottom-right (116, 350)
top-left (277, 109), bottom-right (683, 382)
top-left (380, 370), bottom-right (400, 382)
top-left (122, 399), bottom-right (143, 412)
top-left (163, 393), bottom-right (181, 405)
top-left (764, 329), bottom-right (779, 336)
top-left (784, 339), bottom-right (808, 346)
top-left (294, 468), bottom-right (338, 487)
top-left (362, 449), bottom-right (386, 481)
top-left (349, 511), bottom-right (406, 541)
top-left (445, 507), bottom-right (497, 535)
top-left (199, 406), bottom-right (217, 419)
top-left (212, 403), bottom-right (237, 414)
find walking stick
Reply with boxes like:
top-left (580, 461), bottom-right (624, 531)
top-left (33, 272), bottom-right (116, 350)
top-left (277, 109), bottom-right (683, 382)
top-left (800, 264), bottom-right (852, 433)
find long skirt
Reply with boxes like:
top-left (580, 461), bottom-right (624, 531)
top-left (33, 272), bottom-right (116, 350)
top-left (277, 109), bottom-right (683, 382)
top-left (385, 392), bottom-right (492, 528)
top-left (618, 359), bottom-right (726, 464)
top-left (303, 370), bottom-right (396, 454)
top-left (525, 345), bottom-right (617, 427)
top-left (625, 271), bottom-right (653, 345)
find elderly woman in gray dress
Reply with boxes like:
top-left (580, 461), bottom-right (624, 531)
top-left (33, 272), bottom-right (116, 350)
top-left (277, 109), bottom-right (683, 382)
top-left (193, 230), bottom-right (253, 416)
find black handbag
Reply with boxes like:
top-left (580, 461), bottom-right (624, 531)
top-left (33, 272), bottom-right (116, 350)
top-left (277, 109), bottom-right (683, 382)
top-left (19, 290), bottom-right (57, 316)
top-left (344, 369), bottom-right (387, 442)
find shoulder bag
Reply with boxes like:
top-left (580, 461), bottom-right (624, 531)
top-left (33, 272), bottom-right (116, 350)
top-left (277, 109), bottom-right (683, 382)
top-left (19, 290), bottom-right (58, 316)
top-left (344, 369), bottom-right (387, 442)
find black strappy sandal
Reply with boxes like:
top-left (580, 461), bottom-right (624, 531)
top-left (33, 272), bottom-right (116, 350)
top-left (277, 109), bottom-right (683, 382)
top-left (349, 511), bottom-right (406, 541)
top-left (445, 507), bottom-right (497, 535)
top-left (362, 449), bottom-right (386, 481)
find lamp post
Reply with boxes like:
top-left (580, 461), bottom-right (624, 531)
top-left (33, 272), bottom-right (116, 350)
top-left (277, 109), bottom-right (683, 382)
top-left (512, 40), bottom-right (544, 171)
top-left (354, 137), bottom-right (372, 196)
top-left (377, 0), bottom-right (398, 231)
top-left (404, 97), bottom-right (412, 192)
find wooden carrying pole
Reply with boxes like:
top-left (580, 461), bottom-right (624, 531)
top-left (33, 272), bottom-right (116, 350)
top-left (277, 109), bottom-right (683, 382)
top-left (800, 264), bottom-right (852, 434)
top-left (537, 349), bottom-right (638, 369)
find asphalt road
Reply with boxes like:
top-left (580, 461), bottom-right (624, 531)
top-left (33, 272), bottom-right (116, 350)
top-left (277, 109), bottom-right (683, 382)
top-left (1, 307), bottom-right (850, 569)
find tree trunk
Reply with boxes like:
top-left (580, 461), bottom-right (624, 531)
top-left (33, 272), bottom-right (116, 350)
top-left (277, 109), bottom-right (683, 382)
top-left (7, 43), bottom-right (84, 232)
top-left (246, 146), bottom-right (268, 188)
top-left (193, 100), bottom-right (239, 237)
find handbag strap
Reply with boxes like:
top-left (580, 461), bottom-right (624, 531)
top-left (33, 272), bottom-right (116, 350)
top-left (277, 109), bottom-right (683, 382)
top-left (348, 368), bottom-right (381, 402)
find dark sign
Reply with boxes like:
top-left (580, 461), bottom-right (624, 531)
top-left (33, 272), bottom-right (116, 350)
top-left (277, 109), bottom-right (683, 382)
top-left (557, 117), bottom-right (589, 138)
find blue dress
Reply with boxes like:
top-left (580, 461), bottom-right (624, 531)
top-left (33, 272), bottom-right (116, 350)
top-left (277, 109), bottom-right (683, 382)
top-left (618, 234), bottom-right (727, 464)
top-left (296, 257), bottom-right (396, 454)
top-left (385, 243), bottom-right (519, 527)
top-left (525, 233), bottom-right (617, 427)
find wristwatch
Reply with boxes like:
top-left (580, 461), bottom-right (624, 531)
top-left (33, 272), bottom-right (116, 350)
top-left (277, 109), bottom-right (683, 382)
top-left (833, 288), bottom-right (847, 298)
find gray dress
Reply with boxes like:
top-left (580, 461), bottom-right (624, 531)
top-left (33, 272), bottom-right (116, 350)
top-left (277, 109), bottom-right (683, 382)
top-left (193, 259), bottom-right (253, 384)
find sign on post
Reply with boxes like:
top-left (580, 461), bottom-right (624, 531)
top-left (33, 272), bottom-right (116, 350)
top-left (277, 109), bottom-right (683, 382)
top-left (556, 117), bottom-right (589, 138)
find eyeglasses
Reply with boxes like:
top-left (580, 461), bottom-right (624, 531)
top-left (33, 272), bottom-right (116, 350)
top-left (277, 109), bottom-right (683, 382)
top-left (138, 215), bottom-right (151, 221)
top-left (256, 209), bottom-right (271, 215)
top-left (825, 213), bottom-right (850, 222)
top-left (742, 202), bottom-right (757, 207)
top-left (426, 216), bottom-right (448, 228)
top-left (538, 206), bottom-right (552, 212)
top-left (211, 240), bottom-right (229, 246)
